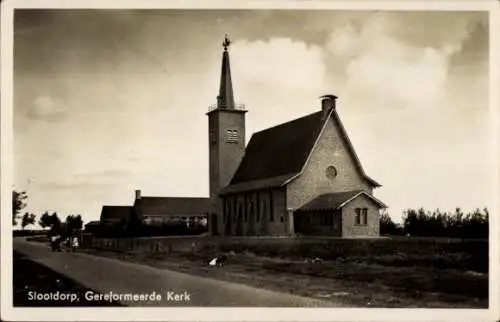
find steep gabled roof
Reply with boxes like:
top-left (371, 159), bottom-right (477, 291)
top-left (219, 107), bottom-right (380, 195)
top-left (134, 197), bottom-right (212, 216)
top-left (229, 111), bottom-right (325, 184)
top-left (100, 206), bottom-right (134, 222)
top-left (296, 190), bottom-right (387, 212)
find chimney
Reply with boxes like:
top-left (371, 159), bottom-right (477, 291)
top-left (320, 94), bottom-right (337, 118)
top-left (135, 189), bottom-right (141, 200)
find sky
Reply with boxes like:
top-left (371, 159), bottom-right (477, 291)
top-left (13, 9), bottom-right (491, 225)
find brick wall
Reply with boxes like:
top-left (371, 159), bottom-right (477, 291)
top-left (208, 109), bottom-right (246, 235)
top-left (341, 194), bottom-right (380, 237)
top-left (221, 187), bottom-right (288, 236)
top-left (287, 113), bottom-right (373, 210)
top-left (92, 236), bottom-right (208, 253)
top-left (208, 110), bottom-right (246, 198)
top-left (91, 236), bottom-right (486, 261)
top-left (268, 188), bottom-right (288, 236)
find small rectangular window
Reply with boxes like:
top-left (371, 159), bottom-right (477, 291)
top-left (362, 208), bottom-right (368, 225)
top-left (355, 208), bottom-right (361, 225)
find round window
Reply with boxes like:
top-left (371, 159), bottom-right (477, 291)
top-left (325, 166), bottom-right (338, 180)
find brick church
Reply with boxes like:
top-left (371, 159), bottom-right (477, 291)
top-left (207, 36), bottom-right (387, 237)
top-left (98, 36), bottom-right (387, 237)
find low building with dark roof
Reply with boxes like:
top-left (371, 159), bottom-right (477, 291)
top-left (133, 190), bottom-right (209, 227)
top-left (97, 195), bottom-right (209, 231)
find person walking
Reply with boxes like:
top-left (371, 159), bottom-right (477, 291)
top-left (51, 234), bottom-right (62, 252)
top-left (71, 236), bottom-right (79, 252)
top-left (50, 234), bottom-right (58, 251)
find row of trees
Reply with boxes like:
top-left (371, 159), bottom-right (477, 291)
top-left (380, 207), bottom-right (489, 239)
top-left (12, 190), bottom-right (83, 234)
top-left (14, 189), bottom-right (489, 239)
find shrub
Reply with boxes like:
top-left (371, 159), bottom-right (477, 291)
top-left (401, 208), bottom-right (488, 239)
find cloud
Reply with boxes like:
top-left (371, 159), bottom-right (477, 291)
top-left (345, 45), bottom-right (449, 108)
top-left (232, 38), bottom-right (327, 93)
top-left (223, 37), bottom-right (331, 132)
top-left (325, 12), bottom-right (486, 110)
top-left (27, 95), bottom-right (68, 121)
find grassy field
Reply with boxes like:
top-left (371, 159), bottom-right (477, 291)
top-left (79, 237), bottom-right (488, 308)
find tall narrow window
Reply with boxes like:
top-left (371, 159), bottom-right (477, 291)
top-left (210, 129), bottom-right (217, 145)
top-left (249, 202), bottom-right (254, 222)
top-left (355, 208), bottom-right (361, 225)
top-left (244, 199), bottom-right (250, 222)
top-left (256, 193), bottom-right (260, 222)
top-left (362, 208), bottom-right (368, 225)
top-left (223, 199), bottom-right (227, 222)
top-left (269, 190), bottom-right (274, 222)
top-left (233, 197), bottom-right (237, 221)
top-left (227, 199), bottom-right (233, 222)
top-left (236, 203), bottom-right (242, 221)
top-left (244, 197), bottom-right (247, 222)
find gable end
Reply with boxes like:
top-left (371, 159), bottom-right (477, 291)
top-left (284, 108), bottom-right (381, 187)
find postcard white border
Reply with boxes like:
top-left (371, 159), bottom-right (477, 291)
top-left (1, 0), bottom-right (499, 321)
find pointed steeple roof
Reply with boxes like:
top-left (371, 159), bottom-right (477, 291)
top-left (217, 34), bottom-right (235, 110)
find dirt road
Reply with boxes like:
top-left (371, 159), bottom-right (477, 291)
top-left (13, 238), bottom-right (339, 307)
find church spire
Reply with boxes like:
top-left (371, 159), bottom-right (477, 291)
top-left (217, 34), bottom-right (235, 110)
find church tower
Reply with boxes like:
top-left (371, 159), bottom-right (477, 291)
top-left (207, 35), bottom-right (247, 236)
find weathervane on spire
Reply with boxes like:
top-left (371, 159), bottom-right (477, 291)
top-left (223, 34), bottom-right (231, 51)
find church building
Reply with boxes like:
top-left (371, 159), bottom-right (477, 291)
top-left (207, 36), bottom-right (387, 237)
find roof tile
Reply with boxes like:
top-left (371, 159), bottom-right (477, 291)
top-left (297, 190), bottom-right (387, 211)
top-left (135, 197), bottom-right (212, 216)
top-left (100, 206), bottom-right (134, 222)
top-left (230, 111), bottom-right (324, 184)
